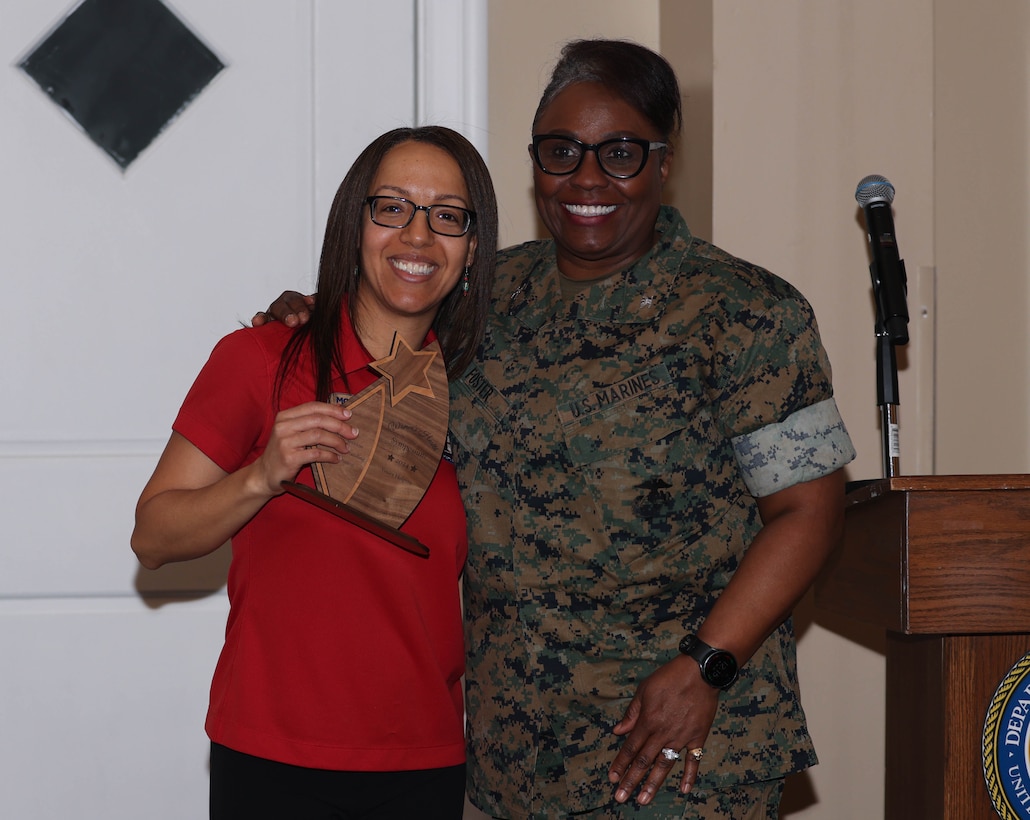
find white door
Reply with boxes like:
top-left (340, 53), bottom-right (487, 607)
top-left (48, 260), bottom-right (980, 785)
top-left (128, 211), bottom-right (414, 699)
top-left (0, 1), bottom-right (485, 817)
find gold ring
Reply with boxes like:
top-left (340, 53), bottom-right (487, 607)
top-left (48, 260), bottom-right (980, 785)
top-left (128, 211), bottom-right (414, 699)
top-left (689, 747), bottom-right (704, 761)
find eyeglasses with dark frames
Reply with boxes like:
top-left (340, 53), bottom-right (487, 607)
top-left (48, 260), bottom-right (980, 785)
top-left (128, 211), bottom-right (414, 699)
top-left (365, 196), bottom-right (475, 237)
top-left (530, 135), bottom-right (667, 179)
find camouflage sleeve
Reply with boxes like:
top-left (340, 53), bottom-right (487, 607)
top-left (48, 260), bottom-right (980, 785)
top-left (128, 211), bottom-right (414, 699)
top-left (713, 287), bottom-right (836, 433)
top-left (731, 397), bottom-right (856, 496)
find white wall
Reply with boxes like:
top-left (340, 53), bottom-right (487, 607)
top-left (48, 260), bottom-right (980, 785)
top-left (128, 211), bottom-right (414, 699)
top-left (0, 2), bottom-right (485, 817)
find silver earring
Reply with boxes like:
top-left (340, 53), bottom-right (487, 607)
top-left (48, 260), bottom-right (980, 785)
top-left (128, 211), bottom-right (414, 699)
top-left (462, 266), bottom-right (470, 296)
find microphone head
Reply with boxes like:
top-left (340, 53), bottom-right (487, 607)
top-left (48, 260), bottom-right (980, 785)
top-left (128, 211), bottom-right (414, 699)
top-left (855, 174), bottom-right (895, 206)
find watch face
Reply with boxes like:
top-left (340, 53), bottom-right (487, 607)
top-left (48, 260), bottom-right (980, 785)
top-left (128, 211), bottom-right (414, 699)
top-left (704, 652), bottom-right (738, 687)
top-left (680, 635), bottom-right (739, 688)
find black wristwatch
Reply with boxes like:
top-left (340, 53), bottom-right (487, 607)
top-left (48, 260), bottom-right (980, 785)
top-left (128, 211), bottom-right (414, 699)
top-left (678, 635), bottom-right (739, 689)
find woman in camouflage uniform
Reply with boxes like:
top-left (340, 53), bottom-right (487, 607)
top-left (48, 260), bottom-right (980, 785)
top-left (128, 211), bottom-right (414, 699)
top-left (260, 39), bottom-right (855, 820)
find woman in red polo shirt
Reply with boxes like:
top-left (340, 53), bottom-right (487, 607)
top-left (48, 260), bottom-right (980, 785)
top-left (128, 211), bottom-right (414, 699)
top-left (131, 126), bottom-right (497, 820)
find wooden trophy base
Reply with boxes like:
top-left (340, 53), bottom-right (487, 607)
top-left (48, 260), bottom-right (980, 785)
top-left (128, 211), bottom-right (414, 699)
top-left (280, 481), bottom-right (430, 557)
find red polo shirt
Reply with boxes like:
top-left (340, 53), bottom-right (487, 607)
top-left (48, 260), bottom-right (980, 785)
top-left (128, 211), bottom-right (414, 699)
top-left (173, 314), bottom-right (466, 771)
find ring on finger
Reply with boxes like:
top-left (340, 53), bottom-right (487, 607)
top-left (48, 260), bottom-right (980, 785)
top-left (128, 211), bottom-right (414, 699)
top-left (660, 747), bottom-right (681, 762)
top-left (689, 747), bottom-right (705, 762)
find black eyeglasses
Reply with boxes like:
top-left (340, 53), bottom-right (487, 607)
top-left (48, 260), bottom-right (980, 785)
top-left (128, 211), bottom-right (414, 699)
top-left (530, 135), bottom-right (667, 179)
top-left (365, 196), bottom-right (474, 237)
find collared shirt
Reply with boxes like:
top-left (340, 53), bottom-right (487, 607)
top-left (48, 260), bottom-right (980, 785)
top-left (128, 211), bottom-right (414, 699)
top-left (174, 312), bottom-right (467, 771)
top-left (450, 206), bottom-right (855, 816)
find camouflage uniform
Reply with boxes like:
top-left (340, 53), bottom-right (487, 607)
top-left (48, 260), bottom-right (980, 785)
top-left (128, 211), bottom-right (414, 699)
top-left (450, 206), bottom-right (855, 818)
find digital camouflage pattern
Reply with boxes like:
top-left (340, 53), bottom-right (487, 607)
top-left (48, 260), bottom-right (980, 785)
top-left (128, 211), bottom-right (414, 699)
top-left (450, 206), bottom-right (855, 818)
top-left (564, 775), bottom-right (784, 820)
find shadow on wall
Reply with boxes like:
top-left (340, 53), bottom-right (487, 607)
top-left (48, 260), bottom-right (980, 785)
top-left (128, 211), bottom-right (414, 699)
top-left (134, 542), bottom-right (231, 608)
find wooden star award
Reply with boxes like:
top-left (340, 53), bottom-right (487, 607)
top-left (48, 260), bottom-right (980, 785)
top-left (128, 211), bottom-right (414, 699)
top-left (281, 334), bottom-right (449, 558)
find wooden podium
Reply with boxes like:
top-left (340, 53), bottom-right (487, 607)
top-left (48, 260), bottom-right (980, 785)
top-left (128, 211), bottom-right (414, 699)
top-left (815, 474), bottom-right (1030, 819)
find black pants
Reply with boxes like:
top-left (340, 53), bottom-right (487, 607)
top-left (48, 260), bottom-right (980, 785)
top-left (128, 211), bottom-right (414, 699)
top-left (209, 742), bottom-right (466, 820)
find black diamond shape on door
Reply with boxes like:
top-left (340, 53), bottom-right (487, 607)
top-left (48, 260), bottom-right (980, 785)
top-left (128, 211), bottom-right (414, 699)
top-left (19, 0), bottom-right (225, 169)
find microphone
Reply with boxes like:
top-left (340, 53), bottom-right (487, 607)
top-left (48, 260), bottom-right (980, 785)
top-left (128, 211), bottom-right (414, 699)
top-left (855, 174), bottom-right (909, 345)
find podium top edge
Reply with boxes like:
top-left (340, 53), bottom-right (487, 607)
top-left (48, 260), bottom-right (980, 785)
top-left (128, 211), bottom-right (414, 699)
top-left (845, 474), bottom-right (1030, 505)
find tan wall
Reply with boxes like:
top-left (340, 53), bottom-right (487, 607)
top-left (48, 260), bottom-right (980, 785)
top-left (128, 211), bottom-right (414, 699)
top-left (935, 0), bottom-right (1030, 473)
top-left (484, 1), bottom-right (1030, 818)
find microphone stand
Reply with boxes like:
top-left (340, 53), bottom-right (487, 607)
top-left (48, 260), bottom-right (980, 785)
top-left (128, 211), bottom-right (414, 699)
top-left (875, 327), bottom-right (902, 478)
top-left (870, 256), bottom-right (908, 478)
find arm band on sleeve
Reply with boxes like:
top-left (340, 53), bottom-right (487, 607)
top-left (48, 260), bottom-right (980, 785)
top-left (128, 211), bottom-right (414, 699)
top-left (732, 398), bottom-right (856, 497)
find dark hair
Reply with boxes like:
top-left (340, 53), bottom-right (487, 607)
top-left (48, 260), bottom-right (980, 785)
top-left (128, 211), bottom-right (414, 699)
top-left (277, 126), bottom-right (498, 403)
top-left (533, 39), bottom-right (683, 144)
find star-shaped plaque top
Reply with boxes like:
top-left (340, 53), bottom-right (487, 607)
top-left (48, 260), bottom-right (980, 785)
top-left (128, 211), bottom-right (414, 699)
top-left (370, 334), bottom-right (440, 406)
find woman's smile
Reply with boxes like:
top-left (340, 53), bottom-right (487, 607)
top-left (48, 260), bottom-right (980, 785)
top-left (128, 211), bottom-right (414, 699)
top-left (531, 81), bottom-right (669, 281)
top-left (356, 141), bottom-right (476, 335)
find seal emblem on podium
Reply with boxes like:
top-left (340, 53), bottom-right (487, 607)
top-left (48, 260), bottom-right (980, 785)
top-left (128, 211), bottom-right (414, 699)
top-left (983, 651), bottom-right (1030, 818)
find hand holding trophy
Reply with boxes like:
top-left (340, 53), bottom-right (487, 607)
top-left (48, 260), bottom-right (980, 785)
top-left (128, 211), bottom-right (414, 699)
top-left (282, 333), bottom-right (449, 557)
